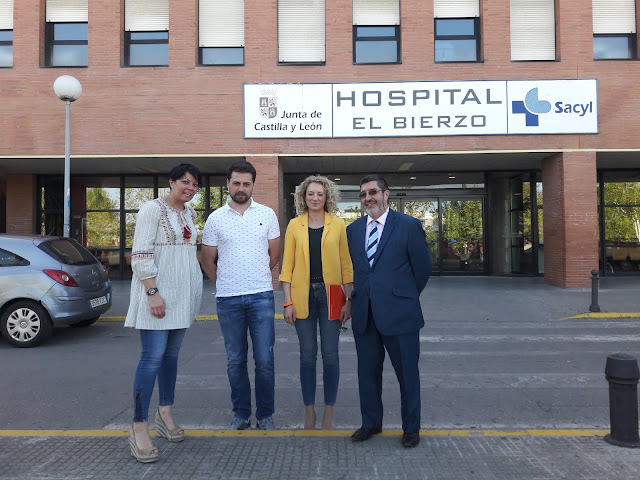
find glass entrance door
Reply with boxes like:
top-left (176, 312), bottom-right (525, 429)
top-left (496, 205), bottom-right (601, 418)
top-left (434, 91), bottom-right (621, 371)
top-left (335, 194), bottom-right (485, 275)
top-left (402, 199), bottom-right (440, 272)
top-left (398, 197), bottom-right (484, 274)
top-left (440, 199), bottom-right (484, 273)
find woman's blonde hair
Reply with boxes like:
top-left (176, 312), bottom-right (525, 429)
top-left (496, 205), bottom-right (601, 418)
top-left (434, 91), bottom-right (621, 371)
top-left (293, 175), bottom-right (340, 216)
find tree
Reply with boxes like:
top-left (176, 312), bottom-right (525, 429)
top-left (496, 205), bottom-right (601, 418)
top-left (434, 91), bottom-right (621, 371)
top-left (603, 182), bottom-right (640, 244)
top-left (86, 188), bottom-right (119, 248)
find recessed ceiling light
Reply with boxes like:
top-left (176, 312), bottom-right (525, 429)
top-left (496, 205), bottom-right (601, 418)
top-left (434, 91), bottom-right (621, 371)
top-left (398, 162), bottom-right (414, 171)
top-left (448, 173), bottom-right (456, 179)
top-left (334, 177), bottom-right (341, 181)
top-left (409, 176), bottom-right (417, 180)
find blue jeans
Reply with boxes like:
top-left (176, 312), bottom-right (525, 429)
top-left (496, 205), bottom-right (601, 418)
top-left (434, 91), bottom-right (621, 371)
top-left (217, 291), bottom-right (275, 421)
top-left (294, 283), bottom-right (341, 406)
top-left (133, 328), bottom-right (187, 422)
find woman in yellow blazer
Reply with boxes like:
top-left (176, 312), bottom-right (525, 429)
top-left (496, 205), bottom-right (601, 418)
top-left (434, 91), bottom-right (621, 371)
top-left (280, 175), bottom-right (353, 430)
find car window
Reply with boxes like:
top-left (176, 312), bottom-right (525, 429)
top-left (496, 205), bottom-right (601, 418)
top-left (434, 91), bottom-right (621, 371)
top-left (38, 239), bottom-right (98, 266)
top-left (0, 248), bottom-right (30, 267)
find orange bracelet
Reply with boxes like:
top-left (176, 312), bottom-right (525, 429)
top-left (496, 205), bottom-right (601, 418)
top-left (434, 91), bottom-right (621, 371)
top-left (283, 302), bottom-right (294, 307)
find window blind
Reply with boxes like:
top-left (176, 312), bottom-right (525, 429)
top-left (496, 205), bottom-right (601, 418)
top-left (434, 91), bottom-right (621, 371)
top-left (278, 0), bottom-right (325, 63)
top-left (0, 0), bottom-right (13, 29)
top-left (199, 0), bottom-right (244, 47)
top-left (125, 0), bottom-right (169, 31)
top-left (353, 0), bottom-right (399, 25)
top-left (46, 0), bottom-right (88, 22)
top-left (593, 0), bottom-right (636, 34)
top-left (511, 0), bottom-right (555, 61)
top-left (433, 0), bottom-right (479, 18)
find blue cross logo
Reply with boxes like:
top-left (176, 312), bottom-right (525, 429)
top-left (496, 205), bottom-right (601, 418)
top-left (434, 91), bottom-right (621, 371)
top-left (512, 88), bottom-right (552, 127)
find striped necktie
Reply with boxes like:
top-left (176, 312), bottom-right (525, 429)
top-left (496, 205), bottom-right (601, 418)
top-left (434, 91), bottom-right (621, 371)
top-left (367, 220), bottom-right (378, 267)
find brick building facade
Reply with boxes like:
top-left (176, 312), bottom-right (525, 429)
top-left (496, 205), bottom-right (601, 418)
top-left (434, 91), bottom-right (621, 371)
top-left (1, 0), bottom-right (640, 287)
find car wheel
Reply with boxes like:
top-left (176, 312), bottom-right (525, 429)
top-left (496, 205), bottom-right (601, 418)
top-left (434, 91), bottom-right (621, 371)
top-left (0, 301), bottom-right (53, 348)
top-left (70, 317), bottom-right (99, 328)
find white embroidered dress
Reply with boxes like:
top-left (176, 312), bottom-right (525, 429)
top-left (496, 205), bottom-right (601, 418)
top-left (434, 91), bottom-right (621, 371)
top-left (124, 198), bottom-right (203, 330)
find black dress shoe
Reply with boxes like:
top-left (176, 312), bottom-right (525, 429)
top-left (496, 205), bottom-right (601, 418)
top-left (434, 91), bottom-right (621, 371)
top-left (402, 432), bottom-right (420, 448)
top-left (351, 426), bottom-right (382, 442)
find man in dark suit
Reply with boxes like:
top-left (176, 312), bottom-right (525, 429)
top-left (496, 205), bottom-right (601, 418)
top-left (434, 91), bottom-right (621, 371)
top-left (346, 175), bottom-right (431, 448)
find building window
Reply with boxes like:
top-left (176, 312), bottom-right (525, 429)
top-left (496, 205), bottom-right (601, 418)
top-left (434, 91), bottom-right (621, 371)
top-left (44, 0), bottom-right (88, 67)
top-left (593, 34), bottom-right (636, 60)
top-left (434, 0), bottom-right (480, 62)
top-left (593, 0), bottom-right (636, 60)
top-left (0, 0), bottom-right (13, 67)
top-left (0, 29), bottom-right (11, 67)
top-left (434, 18), bottom-right (479, 62)
top-left (199, 0), bottom-right (244, 65)
top-left (510, 0), bottom-right (556, 61)
top-left (45, 23), bottom-right (88, 66)
top-left (125, 0), bottom-right (169, 66)
top-left (278, 0), bottom-right (325, 63)
top-left (600, 172), bottom-right (640, 274)
top-left (352, 0), bottom-right (400, 64)
top-left (125, 31), bottom-right (168, 66)
top-left (353, 26), bottom-right (399, 64)
top-left (200, 48), bottom-right (243, 65)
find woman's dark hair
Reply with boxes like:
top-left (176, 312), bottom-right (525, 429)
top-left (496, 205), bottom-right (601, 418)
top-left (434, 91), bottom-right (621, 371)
top-left (168, 163), bottom-right (202, 185)
top-left (227, 160), bottom-right (256, 182)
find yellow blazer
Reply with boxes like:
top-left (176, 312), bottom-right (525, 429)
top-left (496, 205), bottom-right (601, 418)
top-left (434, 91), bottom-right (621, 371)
top-left (279, 212), bottom-right (354, 319)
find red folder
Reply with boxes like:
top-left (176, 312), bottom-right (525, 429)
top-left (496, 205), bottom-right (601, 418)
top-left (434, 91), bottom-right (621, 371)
top-left (328, 284), bottom-right (346, 320)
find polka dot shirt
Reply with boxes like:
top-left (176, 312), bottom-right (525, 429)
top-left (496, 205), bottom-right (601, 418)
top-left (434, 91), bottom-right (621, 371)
top-left (202, 199), bottom-right (280, 297)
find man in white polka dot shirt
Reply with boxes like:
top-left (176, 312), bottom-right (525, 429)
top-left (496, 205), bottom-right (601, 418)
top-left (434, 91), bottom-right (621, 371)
top-left (201, 161), bottom-right (281, 431)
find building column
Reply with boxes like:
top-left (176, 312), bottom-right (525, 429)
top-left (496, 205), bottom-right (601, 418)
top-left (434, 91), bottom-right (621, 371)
top-left (6, 174), bottom-right (36, 234)
top-left (541, 151), bottom-right (598, 288)
top-left (246, 155), bottom-right (282, 288)
top-left (0, 182), bottom-right (6, 233)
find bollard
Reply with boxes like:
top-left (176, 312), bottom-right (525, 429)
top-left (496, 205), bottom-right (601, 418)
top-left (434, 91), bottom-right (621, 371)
top-left (604, 353), bottom-right (640, 447)
top-left (589, 270), bottom-right (600, 312)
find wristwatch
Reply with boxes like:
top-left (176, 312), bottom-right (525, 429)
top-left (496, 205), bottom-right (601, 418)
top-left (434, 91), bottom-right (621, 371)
top-left (146, 287), bottom-right (159, 296)
top-left (346, 296), bottom-right (352, 302)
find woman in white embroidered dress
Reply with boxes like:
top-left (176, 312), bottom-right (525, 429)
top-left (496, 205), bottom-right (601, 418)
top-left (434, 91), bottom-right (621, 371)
top-left (125, 164), bottom-right (203, 463)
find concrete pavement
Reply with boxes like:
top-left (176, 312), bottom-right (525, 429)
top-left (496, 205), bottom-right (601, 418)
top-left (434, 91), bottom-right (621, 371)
top-left (2, 431), bottom-right (640, 479)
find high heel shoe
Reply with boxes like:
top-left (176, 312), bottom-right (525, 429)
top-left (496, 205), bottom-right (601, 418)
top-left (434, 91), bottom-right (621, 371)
top-left (129, 427), bottom-right (159, 463)
top-left (155, 408), bottom-right (185, 443)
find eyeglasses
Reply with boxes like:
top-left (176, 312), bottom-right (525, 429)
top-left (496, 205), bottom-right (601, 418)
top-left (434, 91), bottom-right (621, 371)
top-left (359, 188), bottom-right (382, 199)
top-left (179, 179), bottom-right (200, 190)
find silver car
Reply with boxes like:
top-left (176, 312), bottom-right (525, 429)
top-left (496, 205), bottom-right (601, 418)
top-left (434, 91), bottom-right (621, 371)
top-left (0, 234), bottom-right (112, 348)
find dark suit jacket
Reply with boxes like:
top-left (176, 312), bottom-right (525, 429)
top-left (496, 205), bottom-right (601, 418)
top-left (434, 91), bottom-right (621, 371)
top-left (346, 209), bottom-right (431, 336)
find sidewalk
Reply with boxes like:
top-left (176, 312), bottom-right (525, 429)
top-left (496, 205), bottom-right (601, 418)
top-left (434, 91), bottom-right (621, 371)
top-left (1, 431), bottom-right (639, 479)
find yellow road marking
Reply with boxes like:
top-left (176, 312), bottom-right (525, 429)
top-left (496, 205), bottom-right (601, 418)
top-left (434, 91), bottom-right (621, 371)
top-left (99, 314), bottom-right (285, 322)
top-left (103, 312), bottom-right (640, 322)
top-left (0, 429), bottom-right (614, 437)
top-left (560, 313), bottom-right (640, 320)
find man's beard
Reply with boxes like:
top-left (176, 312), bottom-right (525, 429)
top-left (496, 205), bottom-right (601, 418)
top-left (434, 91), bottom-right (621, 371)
top-left (231, 192), bottom-right (249, 204)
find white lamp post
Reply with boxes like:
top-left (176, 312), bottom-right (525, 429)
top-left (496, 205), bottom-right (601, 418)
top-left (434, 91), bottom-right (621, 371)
top-left (53, 75), bottom-right (82, 238)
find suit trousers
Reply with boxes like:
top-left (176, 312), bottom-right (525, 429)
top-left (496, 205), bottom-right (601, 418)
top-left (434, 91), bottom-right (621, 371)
top-left (353, 305), bottom-right (421, 434)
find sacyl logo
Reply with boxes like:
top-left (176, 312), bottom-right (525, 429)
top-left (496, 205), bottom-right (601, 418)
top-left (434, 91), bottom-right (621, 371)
top-left (512, 88), bottom-right (551, 127)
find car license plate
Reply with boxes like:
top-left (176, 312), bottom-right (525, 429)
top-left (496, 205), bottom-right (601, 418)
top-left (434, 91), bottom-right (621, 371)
top-left (90, 296), bottom-right (107, 308)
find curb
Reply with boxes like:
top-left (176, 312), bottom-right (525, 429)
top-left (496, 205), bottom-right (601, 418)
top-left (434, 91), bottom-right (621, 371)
top-left (0, 428), bottom-right (614, 438)
top-left (560, 313), bottom-right (640, 320)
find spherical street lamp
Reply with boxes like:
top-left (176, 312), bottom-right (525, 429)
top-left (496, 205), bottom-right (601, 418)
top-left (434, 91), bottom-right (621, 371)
top-left (53, 75), bottom-right (82, 238)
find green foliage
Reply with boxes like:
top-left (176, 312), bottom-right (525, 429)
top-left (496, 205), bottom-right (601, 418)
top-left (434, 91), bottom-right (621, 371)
top-left (441, 200), bottom-right (483, 256)
top-left (86, 188), bottom-right (119, 248)
top-left (603, 183), bottom-right (640, 244)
